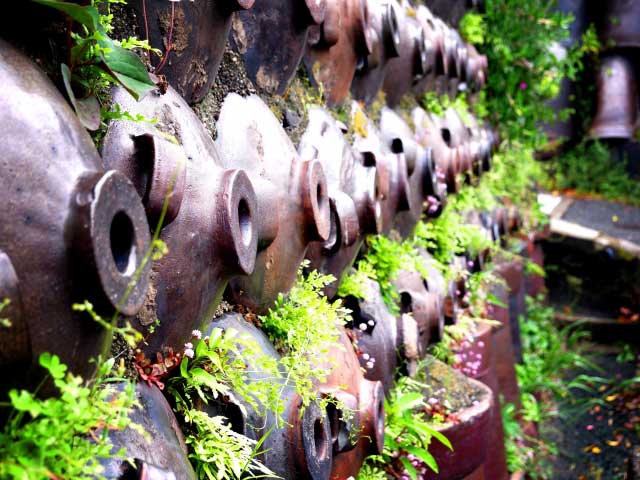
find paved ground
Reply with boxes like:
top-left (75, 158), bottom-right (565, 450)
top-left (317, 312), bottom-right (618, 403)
top-left (562, 198), bottom-right (640, 246)
top-left (549, 346), bottom-right (639, 480)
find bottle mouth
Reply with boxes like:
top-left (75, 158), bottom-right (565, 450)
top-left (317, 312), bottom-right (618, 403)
top-left (302, 159), bottom-right (331, 242)
top-left (324, 390), bottom-right (360, 454)
top-left (383, 2), bottom-right (401, 58)
top-left (74, 170), bottom-right (152, 316)
top-left (363, 167), bottom-right (384, 235)
top-left (303, 0), bottom-right (327, 26)
top-left (215, 169), bottom-right (259, 276)
top-left (297, 399), bottom-right (333, 479)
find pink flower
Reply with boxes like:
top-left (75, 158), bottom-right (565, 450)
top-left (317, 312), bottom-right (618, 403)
top-left (519, 82), bottom-right (527, 90)
top-left (184, 348), bottom-right (194, 359)
top-left (586, 424), bottom-right (594, 431)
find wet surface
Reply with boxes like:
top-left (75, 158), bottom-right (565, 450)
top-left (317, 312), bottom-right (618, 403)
top-left (562, 198), bottom-right (640, 245)
top-left (550, 346), bottom-right (640, 480)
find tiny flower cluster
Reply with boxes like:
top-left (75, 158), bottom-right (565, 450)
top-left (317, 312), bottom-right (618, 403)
top-left (426, 195), bottom-right (441, 215)
top-left (452, 338), bottom-right (485, 378)
top-left (398, 453), bottom-right (431, 480)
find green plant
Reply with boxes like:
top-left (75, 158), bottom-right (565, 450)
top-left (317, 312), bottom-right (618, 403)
top-left (33, 0), bottom-right (158, 131)
top-left (165, 328), bottom-right (282, 479)
top-left (362, 375), bottom-right (451, 480)
top-left (0, 298), bottom-right (10, 328)
top-left (182, 410), bottom-right (276, 480)
top-left (467, 2), bottom-right (596, 149)
top-left (501, 401), bottom-right (557, 479)
top-left (0, 353), bottom-right (137, 479)
top-left (168, 328), bottom-right (282, 418)
top-left (349, 235), bottom-right (427, 315)
top-left (517, 295), bottom-right (598, 401)
top-left (546, 140), bottom-right (640, 205)
top-left (260, 263), bottom-right (350, 409)
top-left (337, 263), bottom-right (376, 300)
top-left (459, 12), bottom-right (485, 45)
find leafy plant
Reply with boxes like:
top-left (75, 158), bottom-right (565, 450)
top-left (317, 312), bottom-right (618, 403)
top-left (0, 353), bottom-right (137, 479)
top-left (165, 328), bottom-right (282, 480)
top-left (501, 401), bottom-right (557, 479)
top-left (33, 0), bottom-right (158, 130)
top-left (362, 375), bottom-right (451, 480)
top-left (349, 235), bottom-right (427, 315)
top-left (459, 12), bottom-right (485, 45)
top-left (0, 298), bottom-right (10, 328)
top-left (337, 264), bottom-right (376, 300)
top-left (546, 139), bottom-right (640, 205)
top-left (260, 263), bottom-right (350, 409)
top-left (182, 410), bottom-right (276, 480)
top-left (517, 295), bottom-right (598, 401)
top-left (168, 328), bottom-right (282, 420)
top-left (467, 1), bottom-right (596, 149)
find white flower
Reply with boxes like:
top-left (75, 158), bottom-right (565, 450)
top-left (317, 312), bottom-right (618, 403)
top-left (362, 353), bottom-right (370, 360)
top-left (191, 329), bottom-right (202, 339)
top-left (359, 323), bottom-right (367, 331)
top-left (184, 348), bottom-right (195, 359)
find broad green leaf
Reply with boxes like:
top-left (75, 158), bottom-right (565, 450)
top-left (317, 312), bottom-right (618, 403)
top-left (487, 292), bottom-right (508, 308)
top-left (98, 39), bottom-right (155, 100)
top-left (399, 457), bottom-right (418, 480)
top-left (391, 392), bottom-right (424, 413)
top-left (61, 63), bottom-right (101, 131)
top-left (424, 425), bottom-right (453, 451)
top-left (32, 0), bottom-right (100, 31)
top-left (406, 445), bottom-right (439, 473)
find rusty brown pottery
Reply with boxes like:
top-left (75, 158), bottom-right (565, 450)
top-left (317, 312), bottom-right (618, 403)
top-left (101, 383), bottom-right (196, 479)
top-left (215, 94), bottom-right (331, 313)
top-left (206, 313), bottom-right (333, 480)
top-left (324, 328), bottom-right (385, 479)
top-left (380, 107), bottom-right (439, 236)
top-left (102, 84), bottom-right (261, 356)
top-left (231, 0), bottom-right (327, 95)
top-left (126, 0), bottom-right (255, 103)
top-left (589, 54), bottom-right (638, 140)
top-left (305, 0), bottom-right (373, 106)
top-left (0, 39), bottom-right (151, 390)
top-left (382, 5), bottom-right (430, 107)
top-left (351, 0), bottom-right (402, 105)
top-left (350, 104), bottom-right (412, 233)
top-left (301, 106), bottom-right (383, 297)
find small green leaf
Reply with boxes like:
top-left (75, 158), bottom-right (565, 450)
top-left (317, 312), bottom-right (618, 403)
top-left (487, 292), bottom-right (508, 308)
top-left (39, 352), bottom-right (67, 379)
top-left (392, 392), bottom-right (424, 413)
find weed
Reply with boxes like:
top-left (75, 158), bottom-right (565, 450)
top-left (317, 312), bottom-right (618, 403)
top-left (260, 263), bottom-right (351, 409)
top-left (0, 354), bottom-right (137, 479)
top-left (0, 299), bottom-right (10, 328)
top-left (166, 329), bottom-right (280, 480)
top-left (361, 374), bottom-right (451, 480)
top-left (33, 0), bottom-right (159, 131)
top-left (546, 140), bottom-right (640, 205)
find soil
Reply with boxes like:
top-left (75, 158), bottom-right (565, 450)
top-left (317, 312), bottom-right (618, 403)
top-left (547, 344), bottom-right (640, 480)
top-left (417, 355), bottom-right (485, 419)
top-left (193, 47), bottom-right (257, 140)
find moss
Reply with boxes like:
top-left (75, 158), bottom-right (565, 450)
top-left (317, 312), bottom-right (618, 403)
top-left (416, 355), bottom-right (485, 418)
